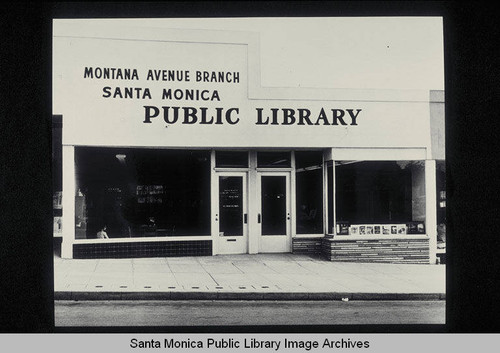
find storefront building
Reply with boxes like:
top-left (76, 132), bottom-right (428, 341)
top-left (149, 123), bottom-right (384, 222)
top-left (53, 21), bottom-right (445, 264)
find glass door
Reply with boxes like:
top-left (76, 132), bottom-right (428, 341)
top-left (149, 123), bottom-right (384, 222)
top-left (257, 172), bottom-right (291, 253)
top-left (216, 172), bottom-right (248, 254)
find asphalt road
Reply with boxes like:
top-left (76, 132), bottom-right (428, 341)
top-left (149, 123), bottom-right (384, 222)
top-left (55, 300), bottom-right (445, 327)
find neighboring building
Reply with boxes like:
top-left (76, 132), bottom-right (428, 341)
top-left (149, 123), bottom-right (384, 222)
top-left (53, 20), bottom-right (445, 264)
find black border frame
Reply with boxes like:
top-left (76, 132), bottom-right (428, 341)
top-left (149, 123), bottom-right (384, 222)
top-left (2, 1), bottom-right (500, 333)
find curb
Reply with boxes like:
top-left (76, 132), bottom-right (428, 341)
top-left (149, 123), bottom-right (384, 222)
top-left (55, 291), bottom-right (445, 301)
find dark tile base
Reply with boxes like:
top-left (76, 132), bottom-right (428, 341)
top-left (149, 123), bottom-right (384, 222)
top-left (73, 240), bottom-right (212, 259)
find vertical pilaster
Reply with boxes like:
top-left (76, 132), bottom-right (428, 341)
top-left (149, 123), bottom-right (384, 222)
top-left (322, 156), bottom-right (328, 236)
top-left (61, 145), bottom-right (75, 259)
top-left (332, 160), bottom-right (337, 236)
top-left (425, 159), bottom-right (438, 264)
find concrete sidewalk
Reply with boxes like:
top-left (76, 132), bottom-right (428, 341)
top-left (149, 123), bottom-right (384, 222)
top-left (54, 253), bottom-right (446, 301)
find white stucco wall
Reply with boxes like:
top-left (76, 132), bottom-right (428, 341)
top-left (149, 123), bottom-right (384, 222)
top-left (53, 20), bottom-right (439, 151)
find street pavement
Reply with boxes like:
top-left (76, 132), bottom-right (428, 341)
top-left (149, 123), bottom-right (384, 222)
top-left (55, 300), bottom-right (446, 326)
top-left (53, 253), bottom-right (446, 301)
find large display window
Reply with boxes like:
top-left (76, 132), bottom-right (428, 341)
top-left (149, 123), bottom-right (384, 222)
top-left (74, 147), bottom-right (211, 239)
top-left (335, 160), bottom-right (426, 235)
top-left (295, 151), bottom-right (324, 234)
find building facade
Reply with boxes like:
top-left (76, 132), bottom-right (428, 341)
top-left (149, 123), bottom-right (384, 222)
top-left (53, 20), bottom-right (445, 264)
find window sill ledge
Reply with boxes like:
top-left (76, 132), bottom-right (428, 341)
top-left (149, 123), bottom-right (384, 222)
top-left (326, 234), bottom-right (429, 241)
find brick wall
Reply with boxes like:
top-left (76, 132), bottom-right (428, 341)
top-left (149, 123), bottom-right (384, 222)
top-left (322, 237), bottom-right (429, 264)
top-left (292, 237), bottom-right (323, 254)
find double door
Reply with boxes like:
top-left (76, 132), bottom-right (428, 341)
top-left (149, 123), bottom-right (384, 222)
top-left (215, 171), bottom-right (291, 254)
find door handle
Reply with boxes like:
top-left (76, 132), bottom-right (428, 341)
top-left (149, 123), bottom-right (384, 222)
top-left (258, 213), bottom-right (261, 223)
top-left (244, 213), bottom-right (247, 224)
